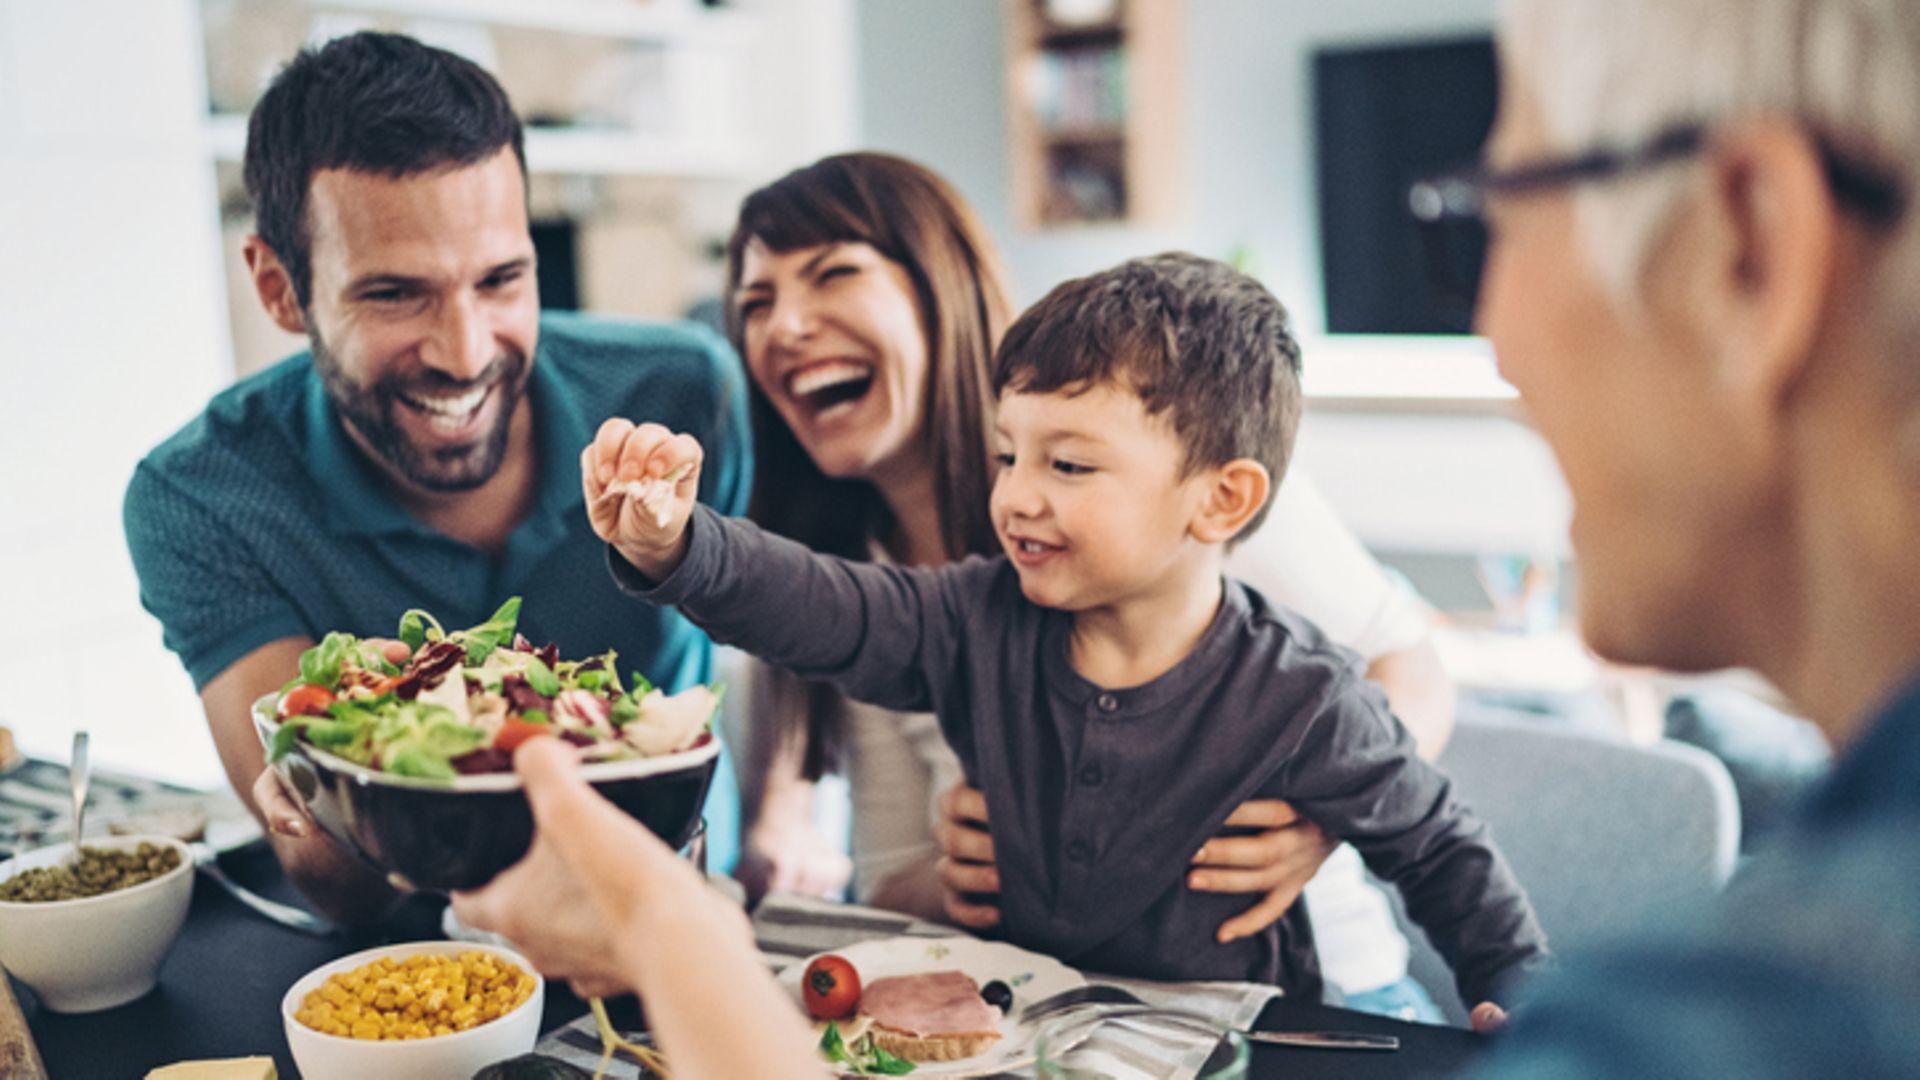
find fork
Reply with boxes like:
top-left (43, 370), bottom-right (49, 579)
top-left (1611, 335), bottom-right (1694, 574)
top-left (1019, 983), bottom-right (1400, 1051)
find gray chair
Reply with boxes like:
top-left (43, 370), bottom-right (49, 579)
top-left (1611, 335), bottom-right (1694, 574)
top-left (1383, 710), bottom-right (1741, 1026)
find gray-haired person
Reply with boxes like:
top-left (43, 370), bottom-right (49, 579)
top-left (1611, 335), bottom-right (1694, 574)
top-left (1442, 0), bottom-right (1920, 1073)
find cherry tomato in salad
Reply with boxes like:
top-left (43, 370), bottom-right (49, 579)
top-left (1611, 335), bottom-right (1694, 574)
top-left (278, 684), bottom-right (335, 719)
top-left (802, 955), bottom-right (861, 1020)
top-left (493, 718), bottom-right (553, 753)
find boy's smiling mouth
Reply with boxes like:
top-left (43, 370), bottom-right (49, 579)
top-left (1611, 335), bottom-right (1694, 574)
top-left (1006, 532), bottom-right (1067, 568)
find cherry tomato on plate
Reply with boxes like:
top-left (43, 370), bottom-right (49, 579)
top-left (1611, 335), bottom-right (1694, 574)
top-left (802, 954), bottom-right (861, 1020)
top-left (493, 718), bottom-right (553, 753)
top-left (278, 684), bottom-right (336, 719)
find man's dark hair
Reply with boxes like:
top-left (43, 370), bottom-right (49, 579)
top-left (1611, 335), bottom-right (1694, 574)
top-left (243, 31), bottom-right (526, 306)
top-left (992, 252), bottom-right (1303, 538)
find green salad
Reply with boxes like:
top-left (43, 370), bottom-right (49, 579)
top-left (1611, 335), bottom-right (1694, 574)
top-left (265, 598), bottom-right (719, 780)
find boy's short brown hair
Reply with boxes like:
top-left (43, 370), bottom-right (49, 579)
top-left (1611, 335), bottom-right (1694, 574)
top-left (992, 252), bottom-right (1302, 538)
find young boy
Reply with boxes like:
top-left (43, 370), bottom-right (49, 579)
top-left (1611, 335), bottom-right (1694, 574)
top-left (585, 254), bottom-right (1547, 1013)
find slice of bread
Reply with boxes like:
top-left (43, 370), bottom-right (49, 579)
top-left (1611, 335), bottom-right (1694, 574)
top-left (868, 1022), bottom-right (1002, 1063)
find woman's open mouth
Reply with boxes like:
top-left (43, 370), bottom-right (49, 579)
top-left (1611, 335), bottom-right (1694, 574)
top-left (785, 360), bottom-right (875, 421)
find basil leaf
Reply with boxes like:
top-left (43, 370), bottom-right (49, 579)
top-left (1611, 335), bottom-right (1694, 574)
top-left (575, 669), bottom-right (605, 692)
top-left (869, 1047), bottom-right (916, 1075)
top-left (629, 671), bottom-right (653, 697)
top-left (520, 709), bottom-right (549, 725)
top-left (818, 1023), bottom-right (852, 1064)
top-left (524, 656), bottom-right (561, 697)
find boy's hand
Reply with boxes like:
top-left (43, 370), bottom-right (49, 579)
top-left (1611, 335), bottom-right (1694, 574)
top-left (1470, 1001), bottom-right (1510, 1033)
top-left (581, 418), bottom-right (704, 580)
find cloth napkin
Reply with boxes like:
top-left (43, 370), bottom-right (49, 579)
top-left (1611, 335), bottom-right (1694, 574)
top-left (534, 892), bottom-right (1278, 1079)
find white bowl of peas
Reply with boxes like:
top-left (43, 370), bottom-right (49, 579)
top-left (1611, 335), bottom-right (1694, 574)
top-left (0, 834), bottom-right (194, 1012)
top-left (281, 940), bottom-right (545, 1080)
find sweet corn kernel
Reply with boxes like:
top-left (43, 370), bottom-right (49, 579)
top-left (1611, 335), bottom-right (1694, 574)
top-left (297, 951), bottom-right (535, 1042)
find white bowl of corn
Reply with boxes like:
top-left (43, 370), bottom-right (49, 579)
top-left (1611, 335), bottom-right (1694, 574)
top-left (281, 940), bottom-right (544, 1080)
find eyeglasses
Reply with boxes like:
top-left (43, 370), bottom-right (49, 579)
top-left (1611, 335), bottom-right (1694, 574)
top-left (1406, 123), bottom-right (1908, 317)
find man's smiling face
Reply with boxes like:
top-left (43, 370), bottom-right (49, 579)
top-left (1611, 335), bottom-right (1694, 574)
top-left (302, 147), bottom-right (539, 493)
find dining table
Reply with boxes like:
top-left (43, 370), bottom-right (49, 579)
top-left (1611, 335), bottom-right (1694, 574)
top-left (18, 842), bottom-right (1489, 1078)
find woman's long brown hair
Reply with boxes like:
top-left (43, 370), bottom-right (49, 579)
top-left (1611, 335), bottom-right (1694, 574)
top-left (724, 152), bottom-right (1012, 778)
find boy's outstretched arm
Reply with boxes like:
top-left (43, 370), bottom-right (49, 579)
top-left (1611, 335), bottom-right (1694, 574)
top-left (583, 421), bottom-right (985, 723)
top-left (582, 417), bottom-right (705, 581)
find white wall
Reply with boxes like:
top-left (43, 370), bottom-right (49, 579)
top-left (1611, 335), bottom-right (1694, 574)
top-left (0, 0), bottom-right (231, 783)
top-left (854, 0), bottom-right (1573, 560)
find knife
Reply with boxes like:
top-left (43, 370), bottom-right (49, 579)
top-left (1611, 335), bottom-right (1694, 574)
top-left (1242, 1030), bottom-right (1400, 1051)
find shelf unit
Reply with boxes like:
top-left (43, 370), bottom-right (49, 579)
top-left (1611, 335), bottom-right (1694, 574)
top-left (295, 0), bottom-right (733, 43)
top-left (200, 0), bottom-right (759, 180)
top-left (1004, 0), bottom-right (1182, 229)
top-left (202, 113), bottom-right (754, 178)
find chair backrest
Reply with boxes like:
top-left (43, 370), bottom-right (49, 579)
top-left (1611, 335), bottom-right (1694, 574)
top-left (1390, 711), bottom-right (1741, 1025)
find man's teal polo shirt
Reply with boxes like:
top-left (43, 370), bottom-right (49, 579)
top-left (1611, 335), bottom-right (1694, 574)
top-left (125, 312), bottom-right (753, 867)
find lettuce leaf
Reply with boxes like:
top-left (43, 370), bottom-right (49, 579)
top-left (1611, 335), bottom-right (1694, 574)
top-left (397, 608), bottom-right (446, 653)
top-left (297, 632), bottom-right (357, 687)
top-left (523, 656), bottom-right (561, 697)
top-left (456, 597), bottom-right (522, 665)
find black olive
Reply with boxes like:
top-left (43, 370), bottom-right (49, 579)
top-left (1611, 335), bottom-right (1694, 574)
top-left (981, 979), bottom-right (1013, 1013)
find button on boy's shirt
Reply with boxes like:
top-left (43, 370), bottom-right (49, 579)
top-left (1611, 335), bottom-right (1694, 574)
top-left (124, 313), bottom-right (753, 861)
top-left (618, 505), bottom-right (1549, 1006)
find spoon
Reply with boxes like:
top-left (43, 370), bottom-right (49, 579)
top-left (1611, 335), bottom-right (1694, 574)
top-left (68, 731), bottom-right (90, 865)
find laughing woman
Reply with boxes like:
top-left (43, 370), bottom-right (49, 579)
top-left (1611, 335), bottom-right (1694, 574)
top-left (723, 152), bottom-right (1459, 1019)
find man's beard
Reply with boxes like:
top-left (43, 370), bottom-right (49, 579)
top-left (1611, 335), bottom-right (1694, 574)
top-left (312, 329), bottom-right (531, 494)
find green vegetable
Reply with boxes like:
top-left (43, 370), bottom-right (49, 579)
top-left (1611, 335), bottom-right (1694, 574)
top-left (609, 695), bottom-right (640, 728)
top-left (303, 719), bottom-right (362, 749)
top-left (298, 632), bottom-right (356, 687)
top-left (524, 656), bottom-right (561, 697)
top-left (819, 1021), bottom-right (916, 1076)
top-left (630, 671), bottom-right (653, 697)
top-left (397, 608), bottom-right (445, 652)
top-left (456, 597), bottom-right (522, 665)
top-left (386, 746), bottom-right (457, 779)
top-left (521, 709), bottom-right (550, 725)
top-left (267, 720), bottom-right (302, 763)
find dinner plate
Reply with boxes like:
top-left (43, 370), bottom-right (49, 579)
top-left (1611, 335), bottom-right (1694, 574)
top-left (778, 936), bottom-right (1085, 1078)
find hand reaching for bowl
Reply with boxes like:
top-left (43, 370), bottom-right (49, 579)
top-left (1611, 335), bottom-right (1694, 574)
top-left (581, 419), bottom-right (704, 581)
top-left (452, 738), bottom-right (827, 1078)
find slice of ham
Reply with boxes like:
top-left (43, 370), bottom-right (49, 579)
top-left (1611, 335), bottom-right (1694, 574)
top-left (856, 971), bottom-right (1000, 1037)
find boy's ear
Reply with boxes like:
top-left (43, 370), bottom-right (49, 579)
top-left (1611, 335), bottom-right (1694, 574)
top-left (1190, 459), bottom-right (1270, 544)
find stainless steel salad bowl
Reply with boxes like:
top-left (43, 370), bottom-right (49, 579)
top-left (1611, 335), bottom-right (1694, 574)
top-left (252, 694), bottom-right (719, 892)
